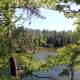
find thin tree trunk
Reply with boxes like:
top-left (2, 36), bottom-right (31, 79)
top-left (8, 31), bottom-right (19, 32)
top-left (71, 67), bottom-right (74, 80)
top-left (70, 57), bottom-right (75, 80)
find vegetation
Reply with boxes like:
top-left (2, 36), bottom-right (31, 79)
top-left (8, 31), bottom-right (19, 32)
top-left (7, 27), bottom-right (76, 52)
top-left (0, 0), bottom-right (80, 80)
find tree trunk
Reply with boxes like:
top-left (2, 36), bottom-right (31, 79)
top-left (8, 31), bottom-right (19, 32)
top-left (71, 67), bottom-right (74, 80)
top-left (9, 56), bottom-right (17, 76)
top-left (70, 57), bottom-right (75, 80)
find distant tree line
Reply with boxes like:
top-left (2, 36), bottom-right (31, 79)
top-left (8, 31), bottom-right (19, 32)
top-left (5, 27), bottom-right (75, 53)
top-left (0, 25), bottom-right (76, 54)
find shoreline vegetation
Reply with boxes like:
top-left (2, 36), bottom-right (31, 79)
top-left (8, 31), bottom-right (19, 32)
top-left (15, 47), bottom-right (58, 54)
top-left (0, 47), bottom-right (80, 80)
top-left (0, 27), bottom-right (75, 55)
top-left (0, 47), bottom-right (58, 79)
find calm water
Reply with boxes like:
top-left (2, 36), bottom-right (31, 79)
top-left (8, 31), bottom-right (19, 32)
top-left (33, 48), bottom-right (57, 61)
top-left (22, 48), bottom-right (80, 80)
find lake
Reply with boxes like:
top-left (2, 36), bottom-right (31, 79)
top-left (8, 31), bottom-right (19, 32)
top-left (21, 48), bottom-right (80, 80)
top-left (33, 48), bottom-right (57, 61)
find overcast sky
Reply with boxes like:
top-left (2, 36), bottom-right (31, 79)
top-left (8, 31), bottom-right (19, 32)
top-left (15, 3), bottom-right (80, 31)
top-left (27, 8), bottom-right (76, 31)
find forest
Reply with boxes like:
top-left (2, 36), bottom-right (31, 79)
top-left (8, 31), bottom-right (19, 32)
top-left (0, 25), bottom-right (77, 54)
top-left (6, 27), bottom-right (76, 53)
top-left (0, 0), bottom-right (80, 80)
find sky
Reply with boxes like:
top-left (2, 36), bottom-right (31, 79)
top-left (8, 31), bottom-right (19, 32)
top-left (27, 8), bottom-right (76, 31)
top-left (15, 3), bottom-right (80, 31)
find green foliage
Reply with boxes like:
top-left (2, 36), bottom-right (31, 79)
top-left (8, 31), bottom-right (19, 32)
top-left (59, 68), bottom-right (70, 76)
top-left (74, 17), bottom-right (80, 32)
top-left (57, 44), bottom-right (80, 80)
top-left (47, 44), bottom-right (80, 80)
top-left (0, 0), bottom-right (80, 80)
top-left (0, 75), bottom-right (20, 80)
top-left (58, 0), bottom-right (80, 4)
top-left (14, 53), bottom-right (47, 72)
top-left (38, 0), bottom-right (58, 8)
top-left (57, 44), bottom-right (80, 65)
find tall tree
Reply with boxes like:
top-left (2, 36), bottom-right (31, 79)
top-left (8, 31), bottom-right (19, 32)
top-left (0, 0), bottom-right (45, 54)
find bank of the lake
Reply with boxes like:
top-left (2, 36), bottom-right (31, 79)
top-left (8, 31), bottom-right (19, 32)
top-left (16, 48), bottom-right (80, 80)
top-left (1, 48), bottom-right (80, 80)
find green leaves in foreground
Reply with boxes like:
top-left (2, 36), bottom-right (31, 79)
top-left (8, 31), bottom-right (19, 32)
top-left (57, 44), bottom-right (80, 65)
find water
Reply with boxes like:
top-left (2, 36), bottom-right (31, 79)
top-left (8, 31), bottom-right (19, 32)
top-left (33, 48), bottom-right (57, 61)
top-left (22, 48), bottom-right (80, 80)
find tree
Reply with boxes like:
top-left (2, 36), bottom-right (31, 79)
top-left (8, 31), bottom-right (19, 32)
top-left (0, 0), bottom-right (45, 53)
top-left (0, 0), bottom-right (79, 54)
top-left (57, 44), bottom-right (80, 80)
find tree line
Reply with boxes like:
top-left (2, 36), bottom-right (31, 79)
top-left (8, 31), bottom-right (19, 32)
top-left (1, 26), bottom-right (76, 53)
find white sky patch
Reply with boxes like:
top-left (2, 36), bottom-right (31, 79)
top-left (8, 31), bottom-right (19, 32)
top-left (15, 8), bottom-right (76, 31)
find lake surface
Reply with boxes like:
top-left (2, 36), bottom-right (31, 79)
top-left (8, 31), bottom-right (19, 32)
top-left (33, 48), bottom-right (57, 61)
top-left (22, 48), bottom-right (80, 80)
